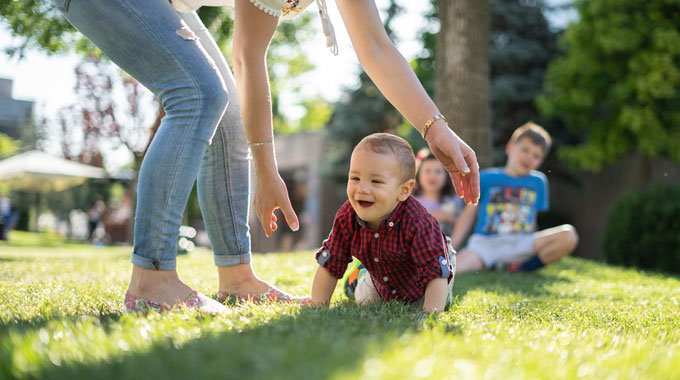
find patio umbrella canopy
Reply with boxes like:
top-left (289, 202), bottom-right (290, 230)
top-left (0, 150), bottom-right (108, 192)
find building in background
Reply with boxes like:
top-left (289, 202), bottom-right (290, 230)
top-left (0, 78), bottom-right (34, 140)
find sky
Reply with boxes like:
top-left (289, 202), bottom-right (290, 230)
top-left (0, 0), bottom-right (576, 168)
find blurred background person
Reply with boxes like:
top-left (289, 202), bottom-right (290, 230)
top-left (413, 149), bottom-right (464, 236)
top-left (86, 195), bottom-right (107, 242)
top-left (0, 193), bottom-right (10, 240)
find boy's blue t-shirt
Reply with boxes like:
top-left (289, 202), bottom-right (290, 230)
top-left (474, 168), bottom-right (549, 235)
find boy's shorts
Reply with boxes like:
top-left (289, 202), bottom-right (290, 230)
top-left (464, 233), bottom-right (535, 268)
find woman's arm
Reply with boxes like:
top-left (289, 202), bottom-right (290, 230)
top-left (336, 0), bottom-right (480, 204)
top-left (233, 0), bottom-right (299, 236)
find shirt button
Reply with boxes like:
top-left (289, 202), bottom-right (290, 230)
top-left (392, 289), bottom-right (397, 294)
top-left (374, 257), bottom-right (380, 263)
top-left (374, 233), bottom-right (379, 238)
top-left (388, 222), bottom-right (394, 227)
top-left (383, 276), bottom-right (389, 282)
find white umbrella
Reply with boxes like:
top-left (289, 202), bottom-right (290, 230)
top-left (0, 150), bottom-right (108, 192)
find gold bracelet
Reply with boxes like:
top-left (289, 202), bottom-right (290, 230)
top-left (422, 114), bottom-right (448, 140)
top-left (249, 141), bottom-right (273, 148)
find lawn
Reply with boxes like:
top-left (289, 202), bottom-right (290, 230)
top-left (1, 231), bottom-right (679, 379)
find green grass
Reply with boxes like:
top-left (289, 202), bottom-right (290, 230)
top-left (1, 232), bottom-right (679, 379)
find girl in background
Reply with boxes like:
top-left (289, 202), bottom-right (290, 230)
top-left (414, 150), bottom-right (464, 236)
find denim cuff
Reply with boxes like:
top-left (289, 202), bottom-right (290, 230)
top-left (131, 252), bottom-right (177, 271)
top-left (214, 252), bottom-right (251, 267)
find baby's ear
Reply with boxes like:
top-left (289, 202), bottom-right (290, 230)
top-left (398, 179), bottom-right (416, 201)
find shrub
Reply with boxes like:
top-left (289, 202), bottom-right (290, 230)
top-left (602, 184), bottom-right (680, 274)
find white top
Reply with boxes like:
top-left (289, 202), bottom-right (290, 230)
top-left (171, 0), bottom-right (337, 54)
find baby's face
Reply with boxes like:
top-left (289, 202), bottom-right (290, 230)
top-left (347, 147), bottom-right (413, 230)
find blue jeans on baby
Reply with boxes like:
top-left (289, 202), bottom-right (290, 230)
top-left (55, 0), bottom-right (253, 269)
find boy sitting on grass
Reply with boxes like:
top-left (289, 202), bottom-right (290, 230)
top-left (451, 122), bottom-right (578, 273)
top-left (311, 133), bottom-right (455, 313)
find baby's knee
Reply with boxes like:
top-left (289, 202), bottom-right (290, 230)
top-left (354, 275), bottom-right (381, 305)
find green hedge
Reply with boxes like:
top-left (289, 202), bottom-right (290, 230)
top-left (602, 184), bottom-right (680, 274)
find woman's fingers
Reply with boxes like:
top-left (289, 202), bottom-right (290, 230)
top-left (279, 196), bottom-right (300, 232)
top-left (448, 143), bottom-right (471, 176)
top-left (465, 152), bottom-right (480, 204)
top-left (459, 145), bottom-right (480, 204)
top-left (428, 127), bottom-right (480, 205)
top-left (450, 171), bottom-right (465, 199)
top-left (260, 209), bottom-right (273, 237)
top-left (256, 179), bottom-right (299, 237)
top-left (439, 140), bottom-right (474, 202)
top-left (271, 212), bottom-right (278, 232)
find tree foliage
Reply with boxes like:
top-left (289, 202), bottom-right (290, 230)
top-left (489, 0), bottom-right (558, 157)
top-left (602, 184), bottom-right (680, 274)
top-left (538, 0), bottom-right (680, 171)
top-left (39, 57), bottom-right (157, 168)
top-left (0, 133), bottom-right (19, 159)
top-left (323, 1), bottom-right (408, 186)
top-left (1, 3), bottom-right (317, 130)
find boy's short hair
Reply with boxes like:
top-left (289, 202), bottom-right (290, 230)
top-left (509, 122), bottom-right (552, 155)
top-left (355, 133), bottom-right (416, 182)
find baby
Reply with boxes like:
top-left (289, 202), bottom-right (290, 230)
top-left (311, 133), bottom-right (455, 313)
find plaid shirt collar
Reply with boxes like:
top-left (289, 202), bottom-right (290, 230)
top-left (355, 200), bottom-right (406, 232)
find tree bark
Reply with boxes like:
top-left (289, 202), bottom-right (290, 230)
top-left (435, 0), bottom-right (493, 168)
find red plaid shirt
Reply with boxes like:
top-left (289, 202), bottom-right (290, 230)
top-left (315, 196), bottom-right (453, 303)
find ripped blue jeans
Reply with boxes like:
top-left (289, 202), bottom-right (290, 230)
top-left (55, 0), bottom-right (252, 269)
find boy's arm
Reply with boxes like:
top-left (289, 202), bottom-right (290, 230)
top-left (422, 278), bottom-right (448, 313)
top-left (311, 266), bottom-right (338, 306)
top-left (450, 204), bottom-right (478, 250)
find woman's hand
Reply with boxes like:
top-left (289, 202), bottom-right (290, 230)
top-left (335, 1), bottom-right (480, 204)
top-left (425, 121), bottom-right (480, 205)
top-left (253, 169), bottom-right (299, 237)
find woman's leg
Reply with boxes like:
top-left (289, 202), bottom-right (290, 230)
top-left (178, 13), bottom-right (272, 296)
top-left (58, 0), bottom-right (228, 306)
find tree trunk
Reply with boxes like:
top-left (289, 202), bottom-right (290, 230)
top-left (435, 0), bottom-right (493, 168)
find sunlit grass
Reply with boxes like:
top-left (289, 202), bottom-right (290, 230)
top-left (3, 230), bottom-right (82, 248)
top-left (1, 234), bottom-right (678, 379)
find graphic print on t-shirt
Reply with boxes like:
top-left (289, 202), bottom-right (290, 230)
top-left (482, 186), bottom-right (537, 234)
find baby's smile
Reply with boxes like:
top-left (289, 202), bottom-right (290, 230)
top-left (357, 200), bottom-right (375, 208)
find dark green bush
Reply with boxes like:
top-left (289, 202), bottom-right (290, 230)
top-left (602, 184), bottom-right (680, 274)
